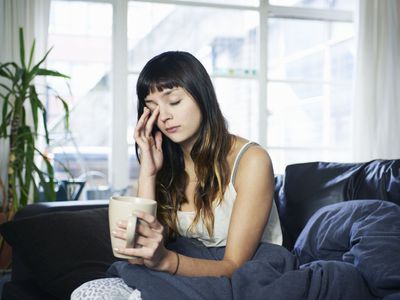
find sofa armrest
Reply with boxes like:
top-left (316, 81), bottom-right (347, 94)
top-left (2, 280), bottom-right (57, 300)
top-left (11, 200), bottom-right (109, 282)
top-left (14, 200), bottom-right (109, 220)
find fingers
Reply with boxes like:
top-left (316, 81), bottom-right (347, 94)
top-left (112, 228), bottom-right (127, 240)
top-left (136, 211), bottom-right (164, 232)
top-left (116, 212), bottom-right (162, 231)
top-left (155, 131), bottom-right (163, 151)
top-left (134, 107), bottom-right (162, 154)
top-left (114, 213), bottom-right (164, 240)
top-left (115, 245), bottom-right (151, 259)
top-left (116, 219), bottom-right (128, 229)
top-left (134, 108), bottom-right (150, 142)
top-left (113, 214), bottom-right (166, 264)
top-left (144, 106), bottom-right (160, 138)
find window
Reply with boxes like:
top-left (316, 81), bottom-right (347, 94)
top-left (45, 0), bottom-right (357, 198)
top-left (47, 1), bottom-right (113, 194)
top-left (266, 2), bottom-right (356, 173)
top-left (126, 1), bottom-right (260, 179)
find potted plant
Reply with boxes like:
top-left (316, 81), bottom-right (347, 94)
top-left (0, 28), bottom-right (70, 269)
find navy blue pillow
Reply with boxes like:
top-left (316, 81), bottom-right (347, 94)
top-left (0, 208), bottom-right (120, 299)
top-left (276, 159), bottom-right (400, 250)
top-left (293, 200), bottom-right (400, 299)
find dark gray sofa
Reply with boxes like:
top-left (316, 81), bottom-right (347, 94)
top-left (1, 159), bottom-right (399, 299)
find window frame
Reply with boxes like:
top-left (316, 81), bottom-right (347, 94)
top-left (50, 0), bottom-right (355, 189)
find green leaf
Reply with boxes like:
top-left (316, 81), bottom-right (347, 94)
top-left (28, 47), bottom-right (53, 80)
top-left (1, 93), bottom-right (10, 136)
top-left (33, 163), bottom-right (56, 201)
top-left (31, 175), bottom-right (39, 203)
top-left (22, 134), bottom-right (34, 206)
top-left (42, 109), bottom-right (49, 144)
top-left (19, 28), bottom-right (26, 69)
top-left (14, 67), bottom-right (24, 84)
top-left (28, 39), bottom-right (36, 70)
top-left (17, 165), bottom-right (29, 207)
top-left (1, 63), bottom-right (17, 79)
top-left (57, 95), bottom-right (70, 130)
top-left (37, 68), bottom-right (70, 79)
top-left (34, 148), bottom-right (56, 201)
top-left (0, 66), bottom-right (11, 78)
top-left (0, 82), bottom-right (13, 93)
top-left (29, 86), bottom-right (39, 133)
top-left (21, 105), bottom-right (26, 129)
top-left (53, 157), bottom-right (74, 179)
top-left (12, 178), bottom-right (19, 212)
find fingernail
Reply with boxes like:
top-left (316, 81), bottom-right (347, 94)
top-left (112, 230), bottom-right (117, 236)
top-left (114, 247), bottom-right (119, 252)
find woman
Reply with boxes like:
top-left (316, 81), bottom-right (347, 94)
top-left (72, 51), bottom-right (282, 299)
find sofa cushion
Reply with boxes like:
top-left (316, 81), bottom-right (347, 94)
top-left (275, 159), bottom-right (400, 250)
top-left (1, 280), bottom-right (57, 300)
top-left (0, 207), bottom-right (120, 299)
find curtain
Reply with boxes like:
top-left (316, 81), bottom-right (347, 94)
top-left (0, 0), bottom-right (50, 205)
top-left (352, 0), bottom-right (400, 162)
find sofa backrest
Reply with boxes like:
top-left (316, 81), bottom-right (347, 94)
top-left (274, 159), bottom-right (400, 250)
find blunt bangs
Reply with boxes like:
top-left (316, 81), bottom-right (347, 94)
top-left (137, 53), bottom-right (190, 102)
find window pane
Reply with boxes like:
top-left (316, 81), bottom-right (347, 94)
top-left (213, 78), bottom-right (259, 140)
top-left (330, 39), bottom-right (355, 82)
top-left (269, 0), bottom-right (356, 11)
top-left (174, 0), bottom-right (258, 6)
top-left (267, 82), bottom-right (324, 148)
top-left (47, 1), bottom-right (112, 198)
top-left (266, 15), bottom-right (355, 170)
top-left (267, 81), bottom-right (352, 148)
top-left (127, 2), bottom-right (259, 75)
top-left (268, 148), bottom-right (350, 175)
top-left (268, 18), bottom-right (355, 82)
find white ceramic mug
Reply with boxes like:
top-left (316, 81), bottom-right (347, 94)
top-left (109, 196), bottom-right (157, 259)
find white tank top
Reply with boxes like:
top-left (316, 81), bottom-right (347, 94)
top-left (176, 142), bottom-right (283, 247)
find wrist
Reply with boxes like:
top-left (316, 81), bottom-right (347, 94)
top-left (159, 250), bottom-right (179, 274)
top-left (138, 173), bottom-right (157, 183)
top-left (137, 175), bottom-right (157, 199)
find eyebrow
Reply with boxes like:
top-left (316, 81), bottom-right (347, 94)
top-left (145, 87), bottom-right (180, 103)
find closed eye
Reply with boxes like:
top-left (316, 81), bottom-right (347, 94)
top-left (145, 102), bottom-right (157, 111)
top-left (171, 100), bottom-right (181, 106)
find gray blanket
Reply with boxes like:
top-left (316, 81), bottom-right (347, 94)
top-left (107, 200), bottom-right (400, 300)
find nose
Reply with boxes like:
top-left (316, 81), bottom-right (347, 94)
top-left (158, 105), bottom-right (172, 123)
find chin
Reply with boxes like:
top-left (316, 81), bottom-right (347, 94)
top-left (164, 134), bottom-right (184, 144)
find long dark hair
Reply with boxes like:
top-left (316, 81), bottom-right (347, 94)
top-left (135, 51), bottom-right (232, 239)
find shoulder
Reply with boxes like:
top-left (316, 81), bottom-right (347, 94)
top-left (239, 144), bottom-right (272, 174)
top-left (231, 136), bottom-right (272, 168)
top-left (231, 136), bottom-right (273, 189)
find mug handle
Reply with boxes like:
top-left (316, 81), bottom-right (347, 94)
top-left (125, 215), bottom-right (138, 248)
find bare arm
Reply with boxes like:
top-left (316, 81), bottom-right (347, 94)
top-left (169, 146), bottom-right (274, 277)
top-left (116, 146), bottom-right (275, 278)
top-left (134, 106), bottom-right (163, 200)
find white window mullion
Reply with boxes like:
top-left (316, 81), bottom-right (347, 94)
top-left (110, 0), bottom-right (129, 192)
top-left (269, 5), bottom-right (353, 22)
top-left (259, 0), bottom-right (268, 147)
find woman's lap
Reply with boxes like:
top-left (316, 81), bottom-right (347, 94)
top-left (70, 277), bottom-right (142, 300)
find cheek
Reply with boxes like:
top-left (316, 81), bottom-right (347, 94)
top-left (156, 118), bottom-right (163, 129)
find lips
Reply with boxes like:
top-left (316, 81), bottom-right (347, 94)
top-left (165, 126), bottom-right (180, 133)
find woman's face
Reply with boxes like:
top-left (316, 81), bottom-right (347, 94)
top-left (144, 87), bottom-right (203, 151)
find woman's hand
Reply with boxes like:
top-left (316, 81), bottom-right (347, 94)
top-left (134, 106), bottom-right (163, 177)
top-left (113, 212), bottom-right (172, 272)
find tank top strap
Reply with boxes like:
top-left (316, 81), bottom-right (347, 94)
top-left (230, 141), bottom-right (258, 185)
